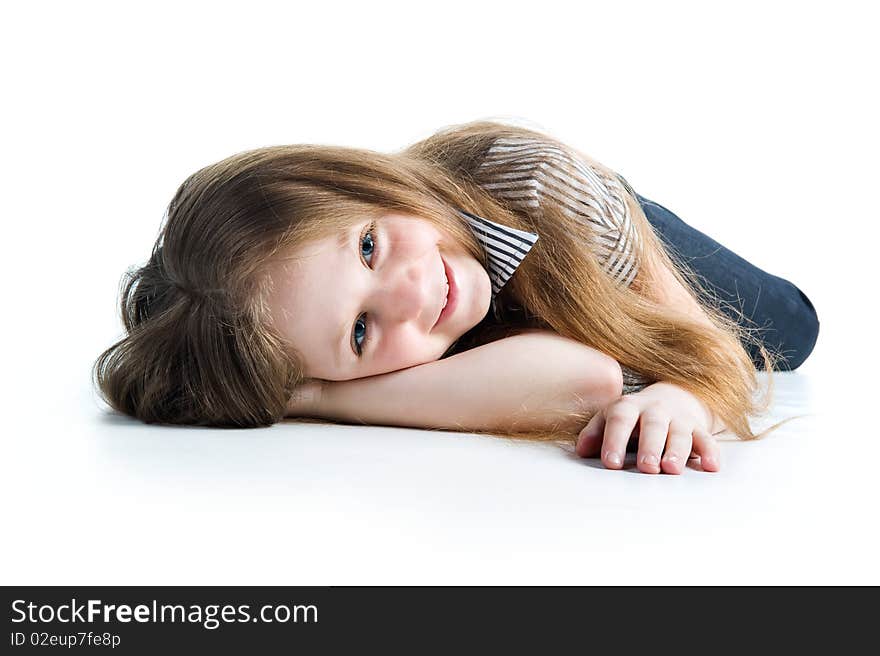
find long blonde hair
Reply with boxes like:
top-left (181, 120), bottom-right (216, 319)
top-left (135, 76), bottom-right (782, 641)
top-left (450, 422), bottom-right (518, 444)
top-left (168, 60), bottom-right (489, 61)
top-left (93, 119), bottom-right (798, 443)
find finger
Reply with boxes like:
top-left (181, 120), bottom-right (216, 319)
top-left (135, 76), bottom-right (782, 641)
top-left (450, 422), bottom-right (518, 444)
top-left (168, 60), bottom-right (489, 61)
top-left (661, 421), bottom-right (693, 475)
top-left (635, 410), bottom-right (670, 474)
top-left (692, 428), bottom-right (721, 472)
top-left (576, 410), bottom-right (606, 457)
top-left (601, 399), bottom-right (641, 470)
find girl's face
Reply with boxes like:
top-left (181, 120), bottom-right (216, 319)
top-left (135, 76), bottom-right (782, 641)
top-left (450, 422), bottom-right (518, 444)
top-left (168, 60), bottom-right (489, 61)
top-left (266, 213), bottom-right (492, 381)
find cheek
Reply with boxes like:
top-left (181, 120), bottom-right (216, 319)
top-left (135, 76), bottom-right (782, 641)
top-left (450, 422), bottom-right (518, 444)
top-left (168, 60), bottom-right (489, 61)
top-left (385, 326), bottom-right (436, 366)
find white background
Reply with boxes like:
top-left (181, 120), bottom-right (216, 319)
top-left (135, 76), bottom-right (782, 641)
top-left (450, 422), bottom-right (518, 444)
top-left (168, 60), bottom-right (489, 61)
top-left (1, 1), bottom-right (876, 585)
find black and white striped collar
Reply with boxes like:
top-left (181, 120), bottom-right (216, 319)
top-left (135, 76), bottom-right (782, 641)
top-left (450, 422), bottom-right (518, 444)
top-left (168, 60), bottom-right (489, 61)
top-left (456, 209), bottom-right (539, 319)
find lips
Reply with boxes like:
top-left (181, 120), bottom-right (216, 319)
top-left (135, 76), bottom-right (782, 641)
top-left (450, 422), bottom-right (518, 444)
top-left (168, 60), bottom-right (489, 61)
top-left (434, 255), bottom-right (457, 329)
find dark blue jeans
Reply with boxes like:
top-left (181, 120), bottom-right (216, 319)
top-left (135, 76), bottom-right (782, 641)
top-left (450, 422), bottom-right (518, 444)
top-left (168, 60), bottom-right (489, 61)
top-left (635, 193), bottom-right (819, 371)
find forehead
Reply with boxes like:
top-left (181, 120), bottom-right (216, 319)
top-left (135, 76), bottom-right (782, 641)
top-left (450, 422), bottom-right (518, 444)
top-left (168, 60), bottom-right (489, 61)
top-left (265, 231), bottom-right (350, 360)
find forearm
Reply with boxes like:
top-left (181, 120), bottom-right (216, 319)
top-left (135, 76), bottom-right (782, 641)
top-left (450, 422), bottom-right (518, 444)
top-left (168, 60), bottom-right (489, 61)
top-left (291, 330), bottom-right (621, 435)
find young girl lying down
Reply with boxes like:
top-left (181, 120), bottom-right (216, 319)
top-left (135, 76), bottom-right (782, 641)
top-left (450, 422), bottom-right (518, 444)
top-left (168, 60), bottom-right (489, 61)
top-left (93, 120), bottom-right (820, 475)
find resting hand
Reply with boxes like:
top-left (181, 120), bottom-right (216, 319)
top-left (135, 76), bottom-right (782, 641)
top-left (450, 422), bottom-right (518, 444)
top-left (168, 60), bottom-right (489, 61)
top-left (575, 382), bottom-right (720, 474)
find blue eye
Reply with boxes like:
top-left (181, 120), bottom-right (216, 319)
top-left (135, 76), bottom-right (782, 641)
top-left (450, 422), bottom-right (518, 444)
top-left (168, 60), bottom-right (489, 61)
top-left (353, 314), bottom-right (368, 355)
top-left (353, 221), bottom-right (377, 356)
top-left (360, 224), bottom-right (375, 264)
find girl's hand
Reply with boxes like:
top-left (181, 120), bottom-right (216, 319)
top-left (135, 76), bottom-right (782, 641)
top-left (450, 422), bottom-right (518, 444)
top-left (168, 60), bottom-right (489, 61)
top-left (575, 382), bottom-right (720, 474)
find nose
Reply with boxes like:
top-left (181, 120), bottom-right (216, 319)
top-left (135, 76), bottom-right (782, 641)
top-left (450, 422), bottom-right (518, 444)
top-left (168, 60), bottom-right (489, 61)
top-left (373, 251), bottom-right (437, 326)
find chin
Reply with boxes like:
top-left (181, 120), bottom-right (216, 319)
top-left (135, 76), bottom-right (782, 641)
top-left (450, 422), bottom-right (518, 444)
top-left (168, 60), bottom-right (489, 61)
top-left (448, 259), bottom-right (493, 334)
top-left (477, 271), bottom-right (493, 319)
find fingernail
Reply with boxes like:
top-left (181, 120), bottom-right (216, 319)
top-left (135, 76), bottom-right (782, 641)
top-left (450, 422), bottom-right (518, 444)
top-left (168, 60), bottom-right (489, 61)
top-left (641, 454), bottom-right (659, 467)
top-left (664, 454), bottom-right (679, 464)
top-left (606, 452), bottom-right (621, 466)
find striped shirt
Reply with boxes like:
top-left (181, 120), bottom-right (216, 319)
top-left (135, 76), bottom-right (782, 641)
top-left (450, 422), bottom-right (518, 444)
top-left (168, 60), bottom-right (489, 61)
top-left (475, 135), bottom-right (641, 288)
top-left (459, 134), bottom-right (652, 394)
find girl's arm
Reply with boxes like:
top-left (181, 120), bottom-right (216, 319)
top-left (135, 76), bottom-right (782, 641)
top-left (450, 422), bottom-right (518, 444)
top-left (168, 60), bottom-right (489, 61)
top-left (286, 329), bottom-right (622, 435)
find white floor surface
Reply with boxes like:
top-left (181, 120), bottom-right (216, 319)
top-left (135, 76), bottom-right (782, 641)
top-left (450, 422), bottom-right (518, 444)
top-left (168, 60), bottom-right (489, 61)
top-left (3, 326), bottom-right (876, 585)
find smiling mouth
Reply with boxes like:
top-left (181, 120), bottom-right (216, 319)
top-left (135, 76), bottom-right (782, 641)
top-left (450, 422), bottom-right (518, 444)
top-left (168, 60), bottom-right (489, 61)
top-left (434, 258), bottom-right (450, 328)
